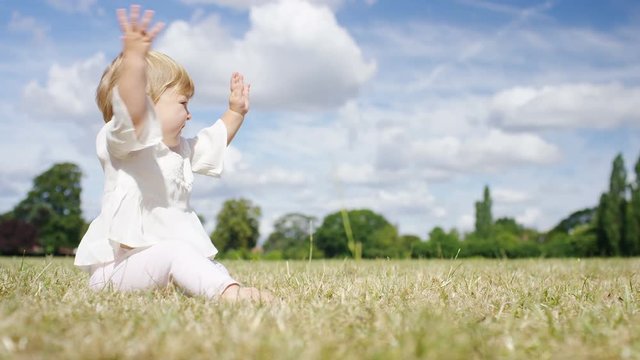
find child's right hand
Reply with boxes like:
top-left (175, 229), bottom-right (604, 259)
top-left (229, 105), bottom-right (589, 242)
top-left (117, 4), bottom-right (164, 58)
top-left (114, 5), bottom-right (164, 133)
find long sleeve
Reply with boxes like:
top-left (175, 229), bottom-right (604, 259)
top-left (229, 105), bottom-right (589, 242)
top-left (106, 87), bottom-right (163, 159)
top-left (187, 119), bottom-right (228, 177)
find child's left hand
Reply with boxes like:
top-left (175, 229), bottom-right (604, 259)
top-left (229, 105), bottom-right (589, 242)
top-left (229, 72), bottom-right (250, 116)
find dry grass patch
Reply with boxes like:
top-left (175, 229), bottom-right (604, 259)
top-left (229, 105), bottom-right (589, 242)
top-left (0, 257), bottom-right (639, 359)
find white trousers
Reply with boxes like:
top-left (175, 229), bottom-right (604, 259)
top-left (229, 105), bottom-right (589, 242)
top-left (89, 241), bottom-right (238, 299)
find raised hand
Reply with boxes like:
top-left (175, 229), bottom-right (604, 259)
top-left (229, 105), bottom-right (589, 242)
top-left (115, 5), bottom-right (164, 130)
top-left (228, 72), bottom-right (250, 116)
top-left (117, 4), bottom-right (164, 58)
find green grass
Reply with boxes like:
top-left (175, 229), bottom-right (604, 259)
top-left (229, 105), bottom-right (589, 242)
top-left (0, 257), bottom-right (639, 359)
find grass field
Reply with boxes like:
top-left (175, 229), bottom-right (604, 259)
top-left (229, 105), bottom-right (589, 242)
top-left (0, 257), bottom-right (638, 359)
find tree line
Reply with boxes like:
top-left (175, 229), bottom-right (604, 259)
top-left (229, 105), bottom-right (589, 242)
top-left (1, 153), bottom-right (639, 259)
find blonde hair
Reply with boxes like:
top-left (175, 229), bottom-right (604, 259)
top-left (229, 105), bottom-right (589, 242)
top-left (96, 51), bottom-right (195, 122)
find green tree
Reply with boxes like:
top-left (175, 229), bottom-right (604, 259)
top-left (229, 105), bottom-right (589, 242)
top-left (426, 227), bottom-right (460, 258)
top-left (474, 185), bottom-right (493, 239)
top-left (494, 217), bottom-right (521, 235)
top-left (12, 162), bottom-right (84, 254)
top-left (549, 208), bottom-right (595, 234)
top-left (596, 194), bottom-right (612, 256)
top-left (411, 240), bottom-right (429, 258)
top-left (545, 208), bottom-right (597, 257)
top-left (627, 154), bottom-right (640, 255)
top-left (315, 209), bottom-right (403, 258)
top-left (367, 222), bottom-right (401, 258)
top-left (621, 201), bottom-right (637, 256)
top-left (596, 154), bottom-right (626, 256)
top-left (401, 234), bottom-right (422, 258)
top-left (544, 224), bottom-right (598, 258)
top-left (211, 198), bottom-right (261, 252)
top-left (263, 213), bottom-right (320, 259)
top-left (462, 232), bottom-right (501, 258)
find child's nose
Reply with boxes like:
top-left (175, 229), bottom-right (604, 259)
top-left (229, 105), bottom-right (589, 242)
top-left (186, 112), bottom-right (192, 120)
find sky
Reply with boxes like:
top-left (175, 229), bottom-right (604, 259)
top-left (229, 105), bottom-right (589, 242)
top-left (1, 0), bottom-right (640, 242)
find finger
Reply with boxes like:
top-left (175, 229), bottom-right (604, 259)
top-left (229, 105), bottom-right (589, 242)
top-left (147, 22), bottom-right (165, 39)
top-left (230, 72), bottom-right (238, 87)
top-left (116, 8), bottom-right (129, 33)
top-left (140, 10), bottom-right (154, 32)
top-left (237, 74), bottom-right (244, 89)
top-left (243, 84), bottom-right (250, 98)
top-left (232, 83), bottom-right (241, 97)
top-left (129, 4), bottom-right (140, 29)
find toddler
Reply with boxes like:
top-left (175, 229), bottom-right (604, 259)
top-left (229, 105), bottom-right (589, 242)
top-left (74, 5), bottom-right (272, 302)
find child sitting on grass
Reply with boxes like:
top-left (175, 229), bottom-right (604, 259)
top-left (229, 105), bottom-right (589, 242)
top-left (74, 4), bottom-right (272, 302)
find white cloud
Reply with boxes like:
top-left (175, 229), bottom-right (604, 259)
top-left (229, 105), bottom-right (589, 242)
top-left (157, 0), bottom-right (376, 110)
top-left (221, 145), bottom-right (247, 173)
top-left (377, 188), bottom-right (435, 213)
top-left (22, 53), bottom-right (106, 121)
top-left (334, 163), bottom-right (376, 185)
top-left (432, 206), bottom-right (447, 218)
top-left (319, 183), bottom-right (436, 218)
top-left (493, 187), bottom-right (531, 204)
top-left (226, 168), bottom-right (308, 187)
top-left (362, 17), bottom-right (640, 101)
top-left (457, 214), bottom-right (474, 232)
top-left (337, 100), bottom-right (364, 148)
top-left (409, 129), bottom-right (561, 173)
top-left (195, 143), bottom-right (307, 193)
top-left (456, 0), bottom-right (529, 16)
top-left (490, 83), bottom-right (640, 130)
top-left (46, 0), bottom-right (97, 13)
top-left (179, 0), bottom-right (346, 11)
top-left (333, 160), bottom-right (401, 186)
top-left (251, 121), bottom-right (347, 158)
top-left (7, 11), bottom-right (49, 42)
top-left (515, 207), bottom-right (542, 227)
top-left (195, 165), bottom-right (308, 195)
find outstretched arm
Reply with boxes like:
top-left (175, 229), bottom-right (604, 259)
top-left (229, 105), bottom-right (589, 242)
top-left (116, 5), bottom-right (164, 134)
top-left (221, 72), bottom-right (250, 145)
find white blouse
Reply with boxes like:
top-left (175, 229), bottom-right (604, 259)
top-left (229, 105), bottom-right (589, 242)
top-left (74, 88), bottom-right (227, 271)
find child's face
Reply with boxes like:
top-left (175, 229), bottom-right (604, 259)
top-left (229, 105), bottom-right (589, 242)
top-left (154, 86), bottom-right (191, 148)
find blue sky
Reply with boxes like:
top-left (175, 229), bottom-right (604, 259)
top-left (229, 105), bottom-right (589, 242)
top-left (1, 0), bottom-right (639, 241)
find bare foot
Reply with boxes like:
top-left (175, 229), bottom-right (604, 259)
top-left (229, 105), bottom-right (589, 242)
top-left (220, 284), bottom-right (274, 303)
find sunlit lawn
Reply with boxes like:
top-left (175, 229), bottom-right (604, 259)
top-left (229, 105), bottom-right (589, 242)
top-left (0, 257), bottom-right (639, 359)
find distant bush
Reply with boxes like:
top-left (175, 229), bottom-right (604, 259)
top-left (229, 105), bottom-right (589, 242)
top-left (218, 248), bottom-right (261, 261)
top-left (542, 226), bottom-right (598, 258)
top-left (0, 218), bottom-right (38, 255)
